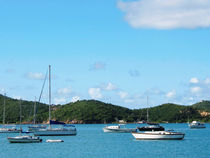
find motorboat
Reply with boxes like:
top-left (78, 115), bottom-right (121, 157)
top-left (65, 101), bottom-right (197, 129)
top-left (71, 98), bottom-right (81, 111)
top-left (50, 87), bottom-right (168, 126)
top-left (7, 135), bottom-right (42, 143)
top-left (46, 139), bottom-right (64, 143)
top-left (189, 121), bottom-right (205, 128)
top-left (137, 123), bottom-right (165, 131)
top-left (132, 130), bottom-right (185, 140)
top-left (103, 124), bottom-right (137, 133)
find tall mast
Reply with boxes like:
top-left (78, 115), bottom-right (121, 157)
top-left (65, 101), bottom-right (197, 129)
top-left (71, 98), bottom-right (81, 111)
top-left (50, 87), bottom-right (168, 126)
top-left (49, 65), bottom-right (51, 129)
top-left (33, 97), bottom-right (36, 124)
top-left (146, 96), bottom-right (149, 123)
top-left (3, 93), bottom-right (6, 125)
top-left (19, 99), bottom-right (22, 131)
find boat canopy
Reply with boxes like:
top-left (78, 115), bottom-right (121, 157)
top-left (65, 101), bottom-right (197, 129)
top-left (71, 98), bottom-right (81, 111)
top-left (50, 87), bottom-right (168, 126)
top-left (50, 120), bottom-right (66, 125)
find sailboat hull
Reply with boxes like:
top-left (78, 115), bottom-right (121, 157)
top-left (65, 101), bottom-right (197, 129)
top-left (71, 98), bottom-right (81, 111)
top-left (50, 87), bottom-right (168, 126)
top-left (34, 128), bottom-right (77, 136)
top-left (132, 131), bottom-right (185, 140)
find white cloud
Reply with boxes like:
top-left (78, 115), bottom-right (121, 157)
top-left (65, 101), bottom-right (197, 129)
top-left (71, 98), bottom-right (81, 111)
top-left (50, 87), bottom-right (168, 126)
top-left (71, 96), bottom-right (80, 103)
top-left (54, 97), bottom-right (66, 104)
top-left (124, 99), bottom-right (135, 103)
top-left (191, 86), bottom-right (202, 93)
top-left (57, 88), bottom-right (71, 95)
top-left (25, 72), bottom-right (44, 80)
top-left (166, 90), bottom-right (176, 98)
top-left (119, 91), bottom-right (128, 99)
top-left (90, 62), bottom-right (106, 71)
top-left (204, 78), bottom-right (210, 84)
top-left (118, 0), bottom-right (210, 29)
top-left (104, 82), bottom-right (117, 91)
top-left (190, 77), bottom-right (199, 84)
top-left (88, 88), bottom-right (102, 99)
top-left (13, 95), bottom-right (22, 100)
top-left (0, 88), bottom-right (5, 93)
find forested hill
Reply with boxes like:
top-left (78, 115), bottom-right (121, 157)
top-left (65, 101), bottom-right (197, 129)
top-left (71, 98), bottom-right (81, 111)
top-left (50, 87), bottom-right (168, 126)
top-left (0, 94), bottom-right (210, 124)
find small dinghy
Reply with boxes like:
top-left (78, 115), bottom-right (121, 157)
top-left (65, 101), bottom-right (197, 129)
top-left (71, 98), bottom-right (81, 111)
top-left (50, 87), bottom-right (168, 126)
top-left (46, 139), bottom-right (64, 143)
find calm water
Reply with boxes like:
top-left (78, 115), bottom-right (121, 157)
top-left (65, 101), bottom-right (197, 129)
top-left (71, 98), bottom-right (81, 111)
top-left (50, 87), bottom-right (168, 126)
top-left (0, 123), bottom-right (210, 158)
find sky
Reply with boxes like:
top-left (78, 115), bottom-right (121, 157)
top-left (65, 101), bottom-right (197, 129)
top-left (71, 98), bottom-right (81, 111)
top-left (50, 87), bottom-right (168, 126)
top-left (0, 0), bottom-right (210, 109)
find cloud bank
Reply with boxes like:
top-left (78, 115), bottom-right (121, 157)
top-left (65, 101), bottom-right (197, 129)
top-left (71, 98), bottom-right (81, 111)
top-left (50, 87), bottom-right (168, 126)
top-left (118, 0), bottom-right (210, 29)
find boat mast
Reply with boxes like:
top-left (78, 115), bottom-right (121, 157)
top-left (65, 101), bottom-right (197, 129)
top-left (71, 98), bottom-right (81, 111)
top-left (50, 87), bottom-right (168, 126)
top-left (49, 65), bottom-right (51, 129)
top-left (33, 97), bottom-right (36, 124)
top-left (19, 99), bottom-right (22, 131)
top-left (3, 93), bottom-right (6, 125)
top-left (146, 96), bottom-right (149, 123)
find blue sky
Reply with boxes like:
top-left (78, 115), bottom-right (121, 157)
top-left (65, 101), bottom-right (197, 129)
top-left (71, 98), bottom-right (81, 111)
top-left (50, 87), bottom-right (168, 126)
top-left (1, 0), bottom-right (210, 109)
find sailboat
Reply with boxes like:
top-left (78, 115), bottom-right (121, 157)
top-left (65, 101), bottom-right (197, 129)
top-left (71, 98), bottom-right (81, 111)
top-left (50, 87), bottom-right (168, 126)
top-left (132, 97), bottom-right (185, 140)
top-left (34, 65), bottom-right (77, 136)
top-left (28, 97), bottom-right (46, 132)
top-left (137, 97), bottom-right (165, 132)
top-left (7, 99), bottom-right (42, 143)
top-left (0, 93), bottom-right (22, 133)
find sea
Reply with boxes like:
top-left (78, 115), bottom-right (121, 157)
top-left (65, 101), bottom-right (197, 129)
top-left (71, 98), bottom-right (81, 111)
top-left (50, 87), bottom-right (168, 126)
top-left (0, 123), bottom-right (209, 158)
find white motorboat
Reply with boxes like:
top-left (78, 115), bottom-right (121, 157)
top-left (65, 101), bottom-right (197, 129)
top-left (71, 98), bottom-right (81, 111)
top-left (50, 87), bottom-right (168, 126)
top-left (46, 139), bottom-right (64, 143)
top-left (103, 124), bottom-right (137, 133)
top-left (7, 135), bottom-right (42, 143)
top-left (132, 130), bottom-right (185, 140)
top-left (34, 65), bottom-right (77, 136)
top-left (189, 121), bottom-right (205, 128)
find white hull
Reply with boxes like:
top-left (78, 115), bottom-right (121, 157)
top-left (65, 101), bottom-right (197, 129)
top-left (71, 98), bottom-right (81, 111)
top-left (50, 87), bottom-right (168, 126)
top-left (132, 131), bottom-right (185, 140)
top-left (34, 128), bottom-right (77, 136)
top-left (189, 121), bottom-right (206, 129)
top-left (103, 127), bottom-right (137, 133)
top-left (46, 139), bottom-right (64, 142)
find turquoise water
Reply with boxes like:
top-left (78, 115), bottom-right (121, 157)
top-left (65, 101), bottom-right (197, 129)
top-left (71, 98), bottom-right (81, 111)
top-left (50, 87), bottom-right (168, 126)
top-left (0, 123), bottom-right (210, 158)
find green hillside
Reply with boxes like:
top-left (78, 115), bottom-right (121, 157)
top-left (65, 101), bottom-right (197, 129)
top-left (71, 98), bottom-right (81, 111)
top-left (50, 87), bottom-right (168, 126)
top-left (0, 94), bottom-right (210, 124)
top-left (192, 100), bottom-right (210, 112)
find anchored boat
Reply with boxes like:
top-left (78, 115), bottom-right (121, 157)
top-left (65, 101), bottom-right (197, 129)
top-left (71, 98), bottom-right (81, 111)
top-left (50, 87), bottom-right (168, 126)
top-left (103, 124), bottom-right (137, 133)
top-left (34, 65), bottom-right (77, 136)
top-left (189, 121), bottom-right (206, 129)
top-left (138, 123), bottom-right (165, 131)
top-left (8, 135), bottom-right (42, 143)
top-left (132, 130), bottom-right (185, 140)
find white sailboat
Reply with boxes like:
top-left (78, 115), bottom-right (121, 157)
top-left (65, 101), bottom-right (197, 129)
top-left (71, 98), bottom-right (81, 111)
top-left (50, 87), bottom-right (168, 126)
top-left (34, 65), bottom-right (77, 136)
top-left (7, 99), bottom-right (42, 143)
top-left (0, 93), bottom-right (21, 133)
top-left (132, 97), bottom-right (185, 140)
top-left (132, 130), bottom-right (185, 140)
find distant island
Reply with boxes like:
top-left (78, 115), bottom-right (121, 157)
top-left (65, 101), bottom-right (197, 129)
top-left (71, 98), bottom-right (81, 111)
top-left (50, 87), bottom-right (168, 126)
top-left (0, 94), bottom-right (210, 124)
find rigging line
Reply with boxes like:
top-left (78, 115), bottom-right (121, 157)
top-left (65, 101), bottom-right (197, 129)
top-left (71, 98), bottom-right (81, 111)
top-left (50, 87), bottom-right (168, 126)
top-left (38, 69), bottom-right (48, 103)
